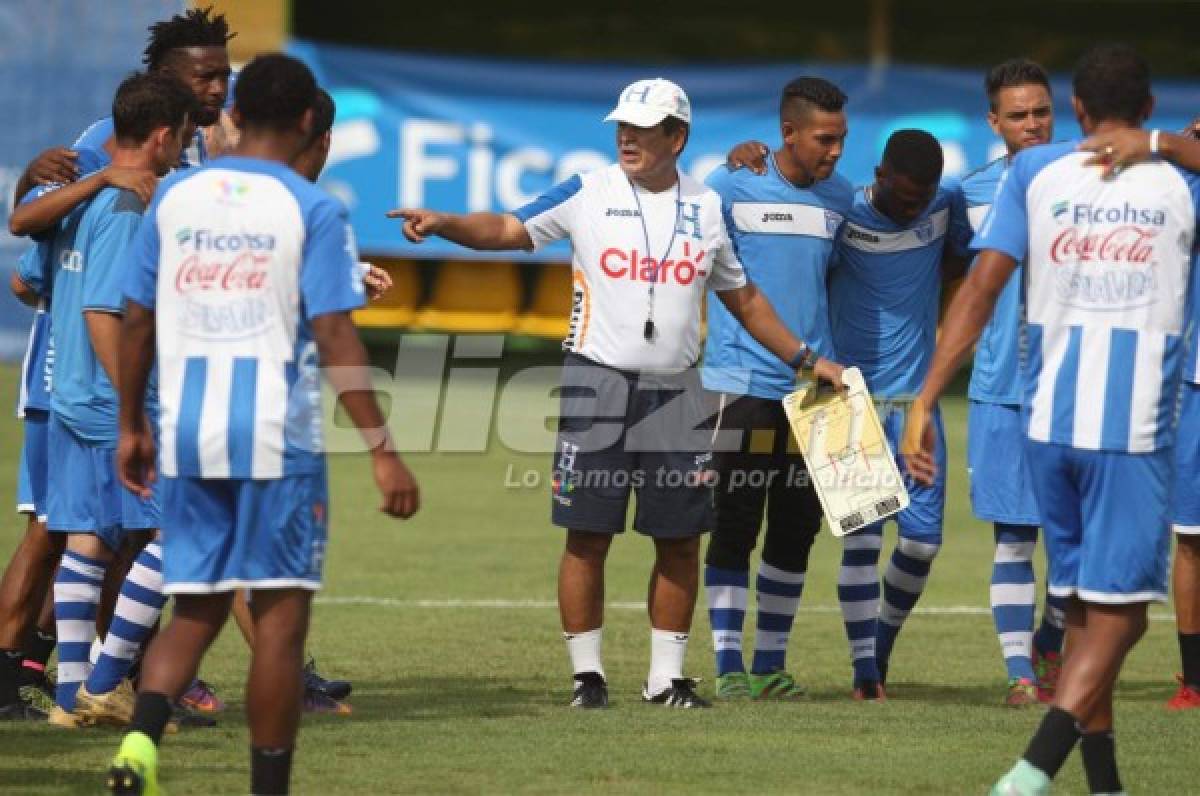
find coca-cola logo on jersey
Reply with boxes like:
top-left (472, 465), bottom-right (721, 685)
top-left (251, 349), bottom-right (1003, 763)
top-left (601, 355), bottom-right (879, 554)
top-left (175, 253), bottom-right (271, 294)
top-left (598, 241), bottom-right (708, 286)
top-left (1049, 226), bottom-right (1157, 265)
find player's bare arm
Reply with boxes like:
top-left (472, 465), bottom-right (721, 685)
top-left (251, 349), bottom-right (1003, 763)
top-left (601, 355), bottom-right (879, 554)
top-left (116, 300), bottom-right (158, 498)
top-left (716, 281), bottom-right (845, 389)
top-left (8, 273), bottom-right (39, 308)
top-left (13, 146), bottom-right (79, 204)
top-left (1080, 116), bottom-right (1200, 175)
top-left (725, 140), bottom-right (770, 174)
top-left (311, 310), bottom-right (421, 519)
top-left (385, 208), bottom-right (533, 250)
top-left (8, 166), bottom-right (158, 237)
top-left (903, 248), bottom-right (1018, 484)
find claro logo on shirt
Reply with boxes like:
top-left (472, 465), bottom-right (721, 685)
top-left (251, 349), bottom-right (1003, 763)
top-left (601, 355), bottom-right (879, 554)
top-left (598, 241), bottom-right (708, 286)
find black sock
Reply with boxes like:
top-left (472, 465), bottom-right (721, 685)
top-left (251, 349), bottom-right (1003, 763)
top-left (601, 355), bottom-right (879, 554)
top-left (1179, 632), bottom-right (1200, 689)
top-left (251, 746), bottom-right (294, 795)
top-left (18, 631), bottom-right (55, 685)
top-left (1081, 731), bottom-right (1122, 794)
top-left (128, 691), bottom-right (173, 745)
top-left (0, 649), bottom-right (22, 704)
top-left (1022, 706), bottom-right (1082, 780)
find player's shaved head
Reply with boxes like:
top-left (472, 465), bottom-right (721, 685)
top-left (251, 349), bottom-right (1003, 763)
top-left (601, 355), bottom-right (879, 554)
top-left (780, 77), bottom-right (847, 123)
top-left (143, 6), bottom-right (234, 71)
top-left (1073, 43), bottom-right (1152, 125)
top-left (882, 129), bottom-right (943, 185)
top-left (234, 54), bottom-right (317, 133)
top-left (986, 58), bottom-right (1051, 111)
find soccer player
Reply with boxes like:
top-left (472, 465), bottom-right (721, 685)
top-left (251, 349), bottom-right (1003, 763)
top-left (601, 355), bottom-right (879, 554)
top-left (905, 44), bottom-right (1200, 795)
top-left (1075, 115), bottom-right (1200, 712)
top-left (828, 130), bottom-right (970, 701)
top-left (388, 77), bottom-right (843, 709)
top-left (15, 73), bottom-right (194, 729)
top-left (960, 58), bottom-right (1065, 706)
top-left (106, 54), bottom-right (419, 796)
top-left (701, 76), bottom-right (852, 701)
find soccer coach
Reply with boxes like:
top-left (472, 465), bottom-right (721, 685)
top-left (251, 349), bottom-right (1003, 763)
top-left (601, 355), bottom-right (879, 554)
top-left (389, 78), bottom-right (843, 709)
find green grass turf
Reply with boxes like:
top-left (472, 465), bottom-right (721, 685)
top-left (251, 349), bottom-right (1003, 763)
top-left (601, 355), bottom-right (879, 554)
top-left (0, 355), bottom-right (1194, 794)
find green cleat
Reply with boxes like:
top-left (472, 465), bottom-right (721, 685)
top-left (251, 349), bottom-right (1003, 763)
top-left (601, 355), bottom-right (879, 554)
top-left (990, 760), bottom-right (1051, 796)
top-left (749, 670), bottom-right (807, 700)
top-left (714, 671), bottom-right (750, 700)
top-left (107, 731), bottom-right (161, 795)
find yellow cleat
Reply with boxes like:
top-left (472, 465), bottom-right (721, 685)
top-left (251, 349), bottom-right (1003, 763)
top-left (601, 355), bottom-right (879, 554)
top-left (47, 704), bottom-right (94, 728)
top-left (107, 731), bottom-right (162, 795)
top-left (76, 679), bottom-right (137, 726)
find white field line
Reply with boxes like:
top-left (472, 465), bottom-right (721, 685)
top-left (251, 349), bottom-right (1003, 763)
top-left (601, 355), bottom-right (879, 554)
top-left (314, 596), bottom-right (1177, 622)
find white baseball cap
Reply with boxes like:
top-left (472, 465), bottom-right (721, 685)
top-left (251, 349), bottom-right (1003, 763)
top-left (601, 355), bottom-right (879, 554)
top-left (604, 78), bottom-right (691, 127)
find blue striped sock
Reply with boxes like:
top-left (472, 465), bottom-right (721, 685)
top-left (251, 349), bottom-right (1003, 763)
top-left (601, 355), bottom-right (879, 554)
top-left (54, 550), bottom-right (106, 710)
top-left (751, 562), bottom-right (805, 675)
top-left (705, 566), bottom-right (748, 676)
top-left (1034, 590), bottom-right (1067, 657)
top-left (877, 536), bottom-right (941, 678)
top-left (87, 542), bottom-right (166, 695)
top-left (839, 524), bottom-right (883, 683)
top-left (992, 524), bottom-right (1038, 680)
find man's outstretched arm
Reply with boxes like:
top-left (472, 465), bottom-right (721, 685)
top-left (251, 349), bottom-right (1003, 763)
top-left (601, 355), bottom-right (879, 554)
top-left (386, 208), bottom-right (533, 251)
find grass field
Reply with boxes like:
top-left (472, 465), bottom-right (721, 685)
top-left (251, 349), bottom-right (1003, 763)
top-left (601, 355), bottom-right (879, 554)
top-left (0, 351), bottom-right (1194, 795)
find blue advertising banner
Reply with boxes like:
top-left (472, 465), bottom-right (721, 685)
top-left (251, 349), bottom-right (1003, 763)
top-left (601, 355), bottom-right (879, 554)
top-left (291, 40), bottom-right (1200, 262)
top-left (0, 0), bottom-right (185, 360)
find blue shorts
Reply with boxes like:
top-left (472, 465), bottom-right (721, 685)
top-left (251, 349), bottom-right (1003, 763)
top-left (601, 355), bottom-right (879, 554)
top-left (45, 414), bottom-right (159, 550)
top-left (879, 401), bottom-right (945, 542)
top-left (1027, 439), bottom-right (1171, 603)
top-left (1172, 382), bottom-right (1200, 534)
top-left (967, 401), bottom-right (1041, 526)
top-left (16, 409), bottom-right (49, 520)
top-left (159, 470), bottom-right (329, 594)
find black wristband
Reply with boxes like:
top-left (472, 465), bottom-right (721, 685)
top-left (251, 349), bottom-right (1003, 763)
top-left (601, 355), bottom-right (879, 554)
top-left (788, 345), bottom-right (815, 370)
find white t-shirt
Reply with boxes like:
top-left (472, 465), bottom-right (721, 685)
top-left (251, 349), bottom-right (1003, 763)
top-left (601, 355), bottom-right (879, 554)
top-left (514, 164), bottom-right (747, 371)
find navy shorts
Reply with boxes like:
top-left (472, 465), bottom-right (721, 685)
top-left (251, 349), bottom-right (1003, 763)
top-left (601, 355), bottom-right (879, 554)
top-left (551, 353), bottom-right (714, 538)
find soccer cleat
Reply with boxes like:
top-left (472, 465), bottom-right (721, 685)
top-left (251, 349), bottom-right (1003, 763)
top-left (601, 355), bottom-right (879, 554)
top-left (304, 688), bottom-right (353, 715)
top-left (569, 671), bottom-right (609, 709)
top-left (179, 679), bottom-right (225, 714)
top-left (304, 657), bottom-right (352, 701)
top-left (642, 677), bottom-right (711, 708)
top-left (714, 671), bottom-right (751, 700)
top-left (1166, 674), bottom-right (1200, 711)
top-left (76, 679), bottom-right (137, 727)
top-left (749, 670), bottom-right (806, 700)
top-left (107, 731), bottom-right (160, 795)
top-left (852, 679), bottom-right (887, 702)
top-left (989, 760), bottom-right (1051, 795)
top-left (170, 702), bottom-right (215, 729)
top-left (1005, 677), bottom-right (1039, 707)
top-left (1032, 649), bottom-right (1062, 704)
top-left (0, 695), bottom-right (49, 722)
top-left (47, 704), bottom-right (93, 728)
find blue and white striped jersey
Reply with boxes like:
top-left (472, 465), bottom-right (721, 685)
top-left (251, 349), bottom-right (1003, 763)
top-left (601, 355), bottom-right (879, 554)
top-left (829, 182), bottom-right (972, 398)
top-left (962, 156), bottom-right (1025, 405)
top-left (124, 156), bottom-right (365, 479)
top-left (976, 140), bottom-right (1200, 453)
top-left (702, 158), bottom-right (853, 399)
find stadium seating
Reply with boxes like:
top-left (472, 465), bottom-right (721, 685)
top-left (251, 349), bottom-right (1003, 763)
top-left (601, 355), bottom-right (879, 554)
top-left (351, 259), bottom-right (421, 328)
top-left (413, 260), bottom-right (522, 333)
top-left (514, 264), bottom-right (572, 339)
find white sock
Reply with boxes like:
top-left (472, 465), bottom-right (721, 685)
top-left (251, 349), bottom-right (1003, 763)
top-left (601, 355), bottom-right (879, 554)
top-left (647, 628), bottom-right (688, 695)
top-left (564, 628), bottom-right (604, 680)
top-left (89, 636), bottom-right (103, 666)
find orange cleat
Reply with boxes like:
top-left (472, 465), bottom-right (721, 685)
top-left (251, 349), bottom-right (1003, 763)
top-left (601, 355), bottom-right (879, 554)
top-left (1166, 675), bottom-right (1200, 711)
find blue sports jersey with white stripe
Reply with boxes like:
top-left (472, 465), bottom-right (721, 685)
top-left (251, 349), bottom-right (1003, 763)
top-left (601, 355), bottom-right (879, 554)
top-left (962, 157), bottom-right (1025, 405)
top-left (975, 141), bottom-right (1200, 453)
top-left (702, 158), bottom-right (853, 399)
top-left (124, 156), bottom-right (365, 479)
top-left (829, 182), bottom-right (972, 398)
top-left (44, 188), bottom-right (151, 445)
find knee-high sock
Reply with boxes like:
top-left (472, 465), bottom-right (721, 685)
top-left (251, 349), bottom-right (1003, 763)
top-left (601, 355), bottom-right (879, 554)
top-left (838, 524), bottom-right (883, 683)
top-left (705, 566), bottom-right (748, 676)
top-left (54, 551), bottom-right (105, 710)
top-left (750, 562), bottom-right (805, 675)
top-left (87, 542), bottom-right (165, 695)
top-left (991, 524), bottom-right (1038, 680)
top-left (877, 536), bottom-right (941, 677)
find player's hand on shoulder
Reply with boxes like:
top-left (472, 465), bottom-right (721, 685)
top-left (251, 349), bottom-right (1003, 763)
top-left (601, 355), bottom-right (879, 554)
top-left (811, 357), bottom-right (845, 391)
top-left (372, 449), bottom-right (420, 519)
top-left (899, 398), bottom-right (938, 487)
top-left (362, 263), bottom-right (392, 301)
top-left (725, 141), bottom-right (769, 175)
top-left (27, 146), bottom-right (79, 185)
top-left (104, 167), bottom-right (159, 204)
top-left (1078, 129), bottom-right (1151, 177)
top-left (386, 208), bottom-right (445, 243)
